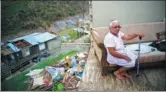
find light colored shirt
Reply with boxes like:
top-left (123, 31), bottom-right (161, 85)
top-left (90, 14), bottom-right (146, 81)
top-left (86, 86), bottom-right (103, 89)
top-left (104, 31), bottom-right (137, 67)
top-left (104, 31), bottom-right (125, 60)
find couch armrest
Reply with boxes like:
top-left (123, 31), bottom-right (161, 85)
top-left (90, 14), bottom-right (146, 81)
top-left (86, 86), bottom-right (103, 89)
top-left (92, 38), bottom-right (103, 64)
top-left (90, 30), bottom-right (112, 65)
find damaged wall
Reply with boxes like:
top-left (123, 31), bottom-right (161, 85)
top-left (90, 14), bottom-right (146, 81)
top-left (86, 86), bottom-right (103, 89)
top-left (92, 1), bottom-right (165, 27)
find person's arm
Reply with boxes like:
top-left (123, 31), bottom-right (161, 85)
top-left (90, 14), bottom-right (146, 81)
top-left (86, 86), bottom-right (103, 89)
top-left (107, 47), bottom-right (131, 62)
top-left (122, 33), bottom-right (144, 40)
top-left (122, 33), bottom-right (138, 40)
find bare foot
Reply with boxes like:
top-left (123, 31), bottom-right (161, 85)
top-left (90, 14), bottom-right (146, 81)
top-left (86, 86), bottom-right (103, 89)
top-left (116, 74), bottom-right (126, 80)
top-left (103, 75), bottom-right (109, 80)
top-left (114, 72), bottom-right (126, 80)
top-left (120, 72), bottom-right (132, 78)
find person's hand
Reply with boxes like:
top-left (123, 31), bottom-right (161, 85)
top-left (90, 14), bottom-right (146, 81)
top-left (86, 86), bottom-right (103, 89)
top-left (124, 56), bottom-right (131, 62)
top-left (137, 33), bottom-right (144, 38)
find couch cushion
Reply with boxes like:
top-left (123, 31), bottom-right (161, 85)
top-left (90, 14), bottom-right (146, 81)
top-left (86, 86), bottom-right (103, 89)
top-left (125, 42), bottom-right (165, 63)
top-left (140, 50), bottom-right (165, 63)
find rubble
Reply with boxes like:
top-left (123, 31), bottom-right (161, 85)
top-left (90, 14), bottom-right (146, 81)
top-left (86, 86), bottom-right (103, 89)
top-left (65, 56), bottom-right (72, 68)
top-left (26, 52), bottom-right (88, 91)
top-left (32, 76), bottom-right (44, 87)
top-left (52, 82), bottom-right (65, 91)
top-left (26, 69), bottom-right (44, 79)
top-left (43, 70), bottom-right (53, 86)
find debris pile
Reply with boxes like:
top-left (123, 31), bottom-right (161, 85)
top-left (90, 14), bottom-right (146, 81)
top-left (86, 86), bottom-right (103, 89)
top-left (26, 52), bottom-right (88, 91)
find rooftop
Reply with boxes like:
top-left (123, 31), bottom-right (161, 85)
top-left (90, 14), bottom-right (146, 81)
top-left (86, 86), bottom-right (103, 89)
top-left (1, 32), bottom-right (57, 55)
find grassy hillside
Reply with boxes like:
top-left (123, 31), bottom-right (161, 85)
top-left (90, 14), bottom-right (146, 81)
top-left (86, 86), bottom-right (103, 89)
top-left (1, 1), bottom-right (89, 36)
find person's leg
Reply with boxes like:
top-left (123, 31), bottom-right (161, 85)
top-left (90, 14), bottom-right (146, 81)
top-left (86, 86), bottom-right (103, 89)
top-left (114, 67), bottom-right (129, 80)
top-left (117, 66), bottom-right (132, 78)
top-left (115, 59), bottom-right (135, 78)
top-left (120, 71), bottom-right (132, 78)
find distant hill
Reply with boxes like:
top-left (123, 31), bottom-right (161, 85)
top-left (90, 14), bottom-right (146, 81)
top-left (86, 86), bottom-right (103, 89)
top-left (1, 1), bottom-right (89, 36)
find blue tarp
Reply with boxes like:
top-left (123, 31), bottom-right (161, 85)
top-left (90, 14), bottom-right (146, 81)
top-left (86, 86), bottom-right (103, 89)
top-left (7, 43), bottom-right (20, 52)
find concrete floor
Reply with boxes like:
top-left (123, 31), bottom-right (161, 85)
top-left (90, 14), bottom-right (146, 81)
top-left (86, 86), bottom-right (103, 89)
top-left (78, 47), bottom-right (166, 91)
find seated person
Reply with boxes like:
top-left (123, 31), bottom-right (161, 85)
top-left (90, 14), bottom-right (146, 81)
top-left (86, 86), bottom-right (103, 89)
top-left (104, 20), bottom-right (144, 80)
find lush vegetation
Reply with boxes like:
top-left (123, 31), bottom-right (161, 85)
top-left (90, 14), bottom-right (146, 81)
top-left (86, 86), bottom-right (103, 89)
top-left (57, 27), bottom-right (87, 42)
top-left (2, 50), bottom-right (78, 91)
top-left (69, 31), bottom-right (84, 40)
top-left (1, 1), bottom-right (89, 36)
top-left (57, 27), bottom-right (74, 36)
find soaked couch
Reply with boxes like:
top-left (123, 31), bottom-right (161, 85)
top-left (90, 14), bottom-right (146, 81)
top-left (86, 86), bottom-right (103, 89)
top-left (91, 22), bottom-right (166, 76)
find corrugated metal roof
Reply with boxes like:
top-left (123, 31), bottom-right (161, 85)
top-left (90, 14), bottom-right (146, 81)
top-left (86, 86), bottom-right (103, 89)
top-left (10, 32), bottom-right (56, 44)
top-left (7, 43), bottom-right (20, 52)
top-left (34, 32), bottom-right (57, 43)
top-left (23, 33), bottom-right (40, 45)
top-left (2, 32), bottom-right (56, 55)
top-left (24, 35), bottom-right (38, 45)
top-left (11, 33), bottom-right (40, 42)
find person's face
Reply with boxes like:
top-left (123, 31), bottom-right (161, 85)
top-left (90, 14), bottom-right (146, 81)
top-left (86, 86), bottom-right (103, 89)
top-left (109, 22), bottom-right (121, 35)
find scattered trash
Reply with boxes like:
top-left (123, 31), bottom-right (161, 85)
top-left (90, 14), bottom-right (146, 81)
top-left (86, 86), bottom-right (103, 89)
top-left (79, 59), bottom-right (86, 68)
top-left (76, 72), bottom-right (83, 79)
top-left (71, 56), bottom-right (77, 70)
top-left (45, 66), bottom-right (64, 79)
top-left (65, 56), bottom-right (72, 68)
top-left (62, 75), bottom-right (80, 90)
top-left (43, 70), bottom-right (53, 86)
top-left (77, 64), bottom-right (83, 73)
top-left (26, 52), bottom-right (87, 91)
top-left (26, 69), bottom-right (44, 78)
top-left (77, 52), bottom-right (86, 59)
top-left (52, 82), bottom-right (65, 91)
top-left (32, 76), bottom-right (44, 87)
top-left (53, 75), bottom-right (64, 83)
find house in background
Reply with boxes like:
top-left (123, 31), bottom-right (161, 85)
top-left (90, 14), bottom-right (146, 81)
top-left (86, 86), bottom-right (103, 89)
top-left (1, 32), bottom-right (61, 80)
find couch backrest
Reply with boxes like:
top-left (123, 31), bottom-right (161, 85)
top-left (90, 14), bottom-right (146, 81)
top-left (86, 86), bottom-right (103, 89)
top-left (92, 22), bottom-right (165, 44)
top-left (92, 27), bottom-right (109, 44)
